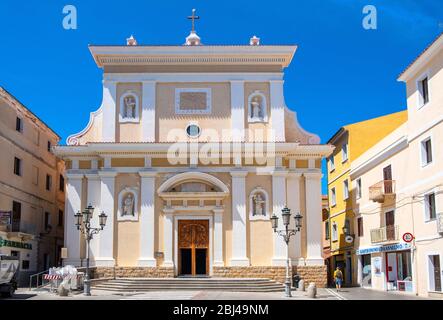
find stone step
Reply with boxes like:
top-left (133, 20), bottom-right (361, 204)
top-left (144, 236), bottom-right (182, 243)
top-left (92, 277), bottom-right (284, 292)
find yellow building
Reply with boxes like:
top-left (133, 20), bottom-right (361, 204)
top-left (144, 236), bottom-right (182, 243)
top-left (0, 87), bottom-right (65, 285)
top-left (326, 110), bottom-right (407, 286)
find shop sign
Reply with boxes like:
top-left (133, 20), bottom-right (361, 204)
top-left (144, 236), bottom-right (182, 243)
top-left (356, 242), bottom-right (411, 255)
top-left (0, 237), bottom-right (32, 250)
top-left (0, 211), bottom-right (11, 225)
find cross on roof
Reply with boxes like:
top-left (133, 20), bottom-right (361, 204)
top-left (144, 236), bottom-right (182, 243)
top-left (187, 8), bottom-right (200, 32)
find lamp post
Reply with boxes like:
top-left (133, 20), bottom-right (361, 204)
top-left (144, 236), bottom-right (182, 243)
top-left (74, 204), bottom-right (107, 296)
top-left (271, 206), bottom-right (303, 297)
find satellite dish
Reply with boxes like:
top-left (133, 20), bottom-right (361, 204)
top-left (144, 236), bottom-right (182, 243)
top-left (345, 235), bottom-right (354, 243)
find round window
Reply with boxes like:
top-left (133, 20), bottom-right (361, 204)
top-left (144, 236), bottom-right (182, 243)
top-left (186, 124), bottom-right (201, 138)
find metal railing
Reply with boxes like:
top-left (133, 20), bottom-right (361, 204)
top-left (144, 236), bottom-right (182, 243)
top-left (370, 225), bottom-right (399, 243)
top-left (369, 180), bottom-right (395, 202)
top-left (29, 267), bottom-right (88, 291)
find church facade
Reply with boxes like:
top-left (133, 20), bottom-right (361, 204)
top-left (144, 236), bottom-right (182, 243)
top-left (54, 27), bottom-right (333, 286)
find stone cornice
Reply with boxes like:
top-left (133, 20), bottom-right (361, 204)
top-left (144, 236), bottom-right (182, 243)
top-left (89, 45), bottom-right (297, 68)
top-left (98, 170), bottom-right (118, 178)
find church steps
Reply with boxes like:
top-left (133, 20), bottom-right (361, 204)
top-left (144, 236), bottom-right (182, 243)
top-left (92, 278), bottom-right (284, 292)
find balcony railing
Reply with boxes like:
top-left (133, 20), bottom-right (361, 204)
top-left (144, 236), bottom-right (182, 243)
top-left (369, 180), bottom-right (396, 203)
top-left (370, 225), bottom-right (399, 243)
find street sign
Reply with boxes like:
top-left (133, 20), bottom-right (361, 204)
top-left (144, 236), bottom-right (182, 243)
top-left (402, 232), bottom-right (414, 243)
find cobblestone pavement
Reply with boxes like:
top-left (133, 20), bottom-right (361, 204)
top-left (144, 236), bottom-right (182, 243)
top-left (5, 287), bottom-right (436, 300)
top-left (7, 288), bottom-right (338, 300)
top-left (325, 287), bottom-right (435, 300)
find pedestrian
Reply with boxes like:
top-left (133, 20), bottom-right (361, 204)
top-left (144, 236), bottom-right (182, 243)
top-left (333, 267), bottom-right (343, 292)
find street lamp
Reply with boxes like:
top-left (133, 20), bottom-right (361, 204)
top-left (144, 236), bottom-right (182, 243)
top-left (271, 206), bottom-right (303, 297)
top-left (75, 204), bottom-right (107, 296)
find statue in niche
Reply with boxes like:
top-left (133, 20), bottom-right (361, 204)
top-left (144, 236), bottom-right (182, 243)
top-left (124, 95), bottom-right (136, 118)
top-left (251, 96), bottom-right (263, 120)
top-left (122, 193), bottom-right (135, 216)
top-left (253, 192), bottom-right (266, 216)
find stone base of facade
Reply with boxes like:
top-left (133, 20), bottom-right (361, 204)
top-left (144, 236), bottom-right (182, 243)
top-left (93, 267), bottom-right (175, 279)
top-left (90, 265), bottom-right (327, 288)
top-left (293, 265), bottom-right (327, 288)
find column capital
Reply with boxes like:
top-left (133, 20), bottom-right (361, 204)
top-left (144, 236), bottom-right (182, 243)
top-left (66, 172), bottom-right (84, 180)
top-left (162, 207), bottom-right (175, 214)
top-left (138, 170), bottom-right (157, 178)
top-left (269, 79), bottom-right (285, 85)
top-left (271, 169), bottom-right (289, 177)
top-left (287, 171), bottom-right (302, 179)
top-left (84, 173), bottom-right (100, 180)
top-left (212, 207), bottom-right (224, 214)
top-left (303, 171), bottom-right (323, 180)
top-left (230, 170), bottom-right (248, 178)
top-left (98, 170), bottom-right (118, 178)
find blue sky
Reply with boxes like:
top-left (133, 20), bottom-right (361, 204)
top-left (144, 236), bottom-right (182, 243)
top-left (1, 0), bottom-right (442, 191)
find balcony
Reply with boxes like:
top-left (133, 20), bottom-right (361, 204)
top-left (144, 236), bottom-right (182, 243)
top-left (369, 180), bottom-right (396, 203)
top-left (370, 225), bottom-right (399, 244)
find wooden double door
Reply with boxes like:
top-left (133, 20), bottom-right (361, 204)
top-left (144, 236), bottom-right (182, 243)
top-left (178, 220), bottom-right (209, 276)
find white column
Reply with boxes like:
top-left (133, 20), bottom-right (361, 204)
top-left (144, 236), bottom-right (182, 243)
top-left (162, 209), bottom-right (174, 267)
top-left (101, 81), bottom-right (117, 142)
top-left (287, 172), bottom-right (302, 264)
top-left (141, 81), bottom-right (156, 142)
top-left (272, 170), bottom-right (288, 266)
top-left (213, 207), bottom-right (224, 267)
top-left (270, 80), bottom-right (286, 142)
top-left (96, 170), bottom-right (117, 266)
top-left (304, 172), bottom-right (324, 265)
top-left (230, 171), bottom-right (249, 266)
top-left (64, 173), bottom-right (84, 266)
top-left (230, 81), bottom-right (245, 142)
top-left (138, 171), bottom-right (157, 267)
top-left (85, 173), bottom-right (101, 264)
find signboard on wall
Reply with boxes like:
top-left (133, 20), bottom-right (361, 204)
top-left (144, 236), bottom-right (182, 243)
top-left (356, 242), bottom-right (411, 255)
top-left (0, 211), bottom-right (11, 226)
top-left (0, 237), bottom-right (32, 250)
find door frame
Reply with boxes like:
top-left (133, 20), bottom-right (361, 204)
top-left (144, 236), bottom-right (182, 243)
top-left (174, 215), bottom-right (213, 277)
top-left (426, 252), bottom-right (443, 292)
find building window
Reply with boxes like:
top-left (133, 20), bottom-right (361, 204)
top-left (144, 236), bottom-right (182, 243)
top-left (325, 220), bottom-right (330, 240)
top-left (58, 210), bottom-right (64, 227)
top-left (32, 166), bottom-right (39, 185)
top-left (344, 219), bottom-right (351, 235)
top-left (16, 117), bottom-right (23, 132)
top-left (46, 174), bottom-right (52, 191)
top-left (332, 222), bottom-right (338, 241)
top-left (421, 137), bottom-right (433, 166)
top-left (11, 201), bottom-right (21, 232)
top-left (47, 141), bottom-right (52, 152)
top-left (424, 192), bottom-right (436, 221)
top-left (343, 180), bottom-right (349, 200)
top-left (186, 123), bottom-right (201, 138)
top-left (341, 143), bottom-right (348, 162)
top-left (357, 217), bottom-right (364, 237)
top-left (13, 157), bottom-right (22, 176)
top-left (329, 157), bottom-right (335, 172)
top-left (21, 260), bottom-right (30, 270)
top-left (44, 212), bottom-right (51, 230)
top-left (330, 188), bottom-right (336, 207)
top-left (418, 76), bottom-right (430, 107)
top-left (356, 178), bottom-right (362, 199)
top-left (59, 175), bottom-right (65, 192)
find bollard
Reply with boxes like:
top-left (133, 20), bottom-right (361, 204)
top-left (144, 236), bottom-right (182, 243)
top-left (298, 279), bottom-right (305, 291)
top-left (307, 282), bottom-right (317, 298)
top-left (57, 284), bottom-right (69, 297)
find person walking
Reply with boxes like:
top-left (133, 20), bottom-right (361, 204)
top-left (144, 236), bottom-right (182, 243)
top-left (333, 267), bottom-right (343, 292)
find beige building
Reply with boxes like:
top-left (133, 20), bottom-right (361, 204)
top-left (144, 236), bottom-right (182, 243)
top-left (0, 87), bottom-right (65, 285)
top-left (351, 33), bottom-right (443, 298)
top-left (53, 27), bottom-right (333, 286)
